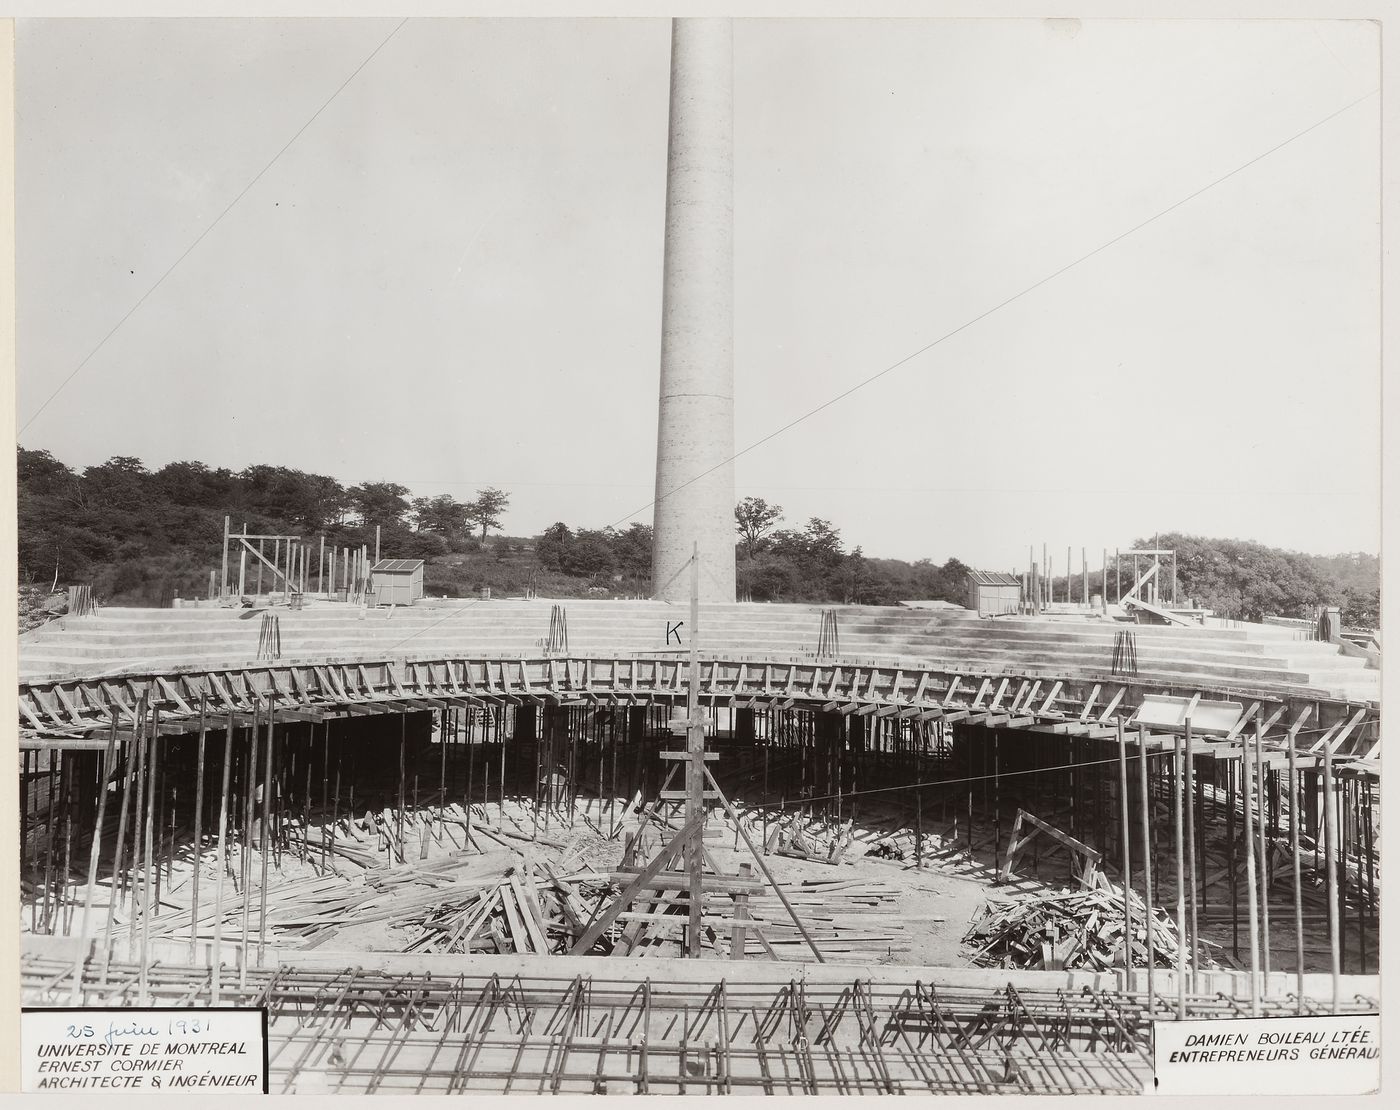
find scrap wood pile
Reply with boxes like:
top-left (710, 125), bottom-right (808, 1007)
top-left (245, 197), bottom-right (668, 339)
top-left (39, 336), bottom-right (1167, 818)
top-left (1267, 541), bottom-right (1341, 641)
top-left (183, 849), bottom-right (616, 955)
top-left (963, 879), bottom-right (1216, 971)
top-left (396, 859), bottom-right (615, 955)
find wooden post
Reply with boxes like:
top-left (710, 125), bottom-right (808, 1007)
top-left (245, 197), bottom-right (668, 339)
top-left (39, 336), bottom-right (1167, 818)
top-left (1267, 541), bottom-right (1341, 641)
top-left (1286, 718), bottom-right (1305, 1012)
top-left (1137, 725), bottom-right (1155, 1015)
top-left (139, 708), bottom-right (159, 1005)
top-left (686, 542), bottom-right (704, 957)
top-left (237, 525), bottom-right (247, 597)
top-left (71, 715), bottom-right (119, 1002)
top-left (1322, 743), bottom-right (1341, 1013)
top-left (212, 711), bottom-right (234, 1003)
top-left (375, 524), bottom-right (381, 565)
top-left (1242, 733), bottom-right (1262, 1016)
top-left (731, 861), bottom-right (752, 959)
top-left (190, 695), bottom-right (208, 959)
top-left (1116, 720), bottom-right (1133, 974)
top-left (1184, 720), bottom-right (1199, 975)
top-left (257, 699), bottom-right (275, 965)
top-left (1172, 732), bottom-right (1186, 1019)
top-left (221, 515), bottom-right (230, 597)
top-left (1254, 717), bottom-right (1271, 977)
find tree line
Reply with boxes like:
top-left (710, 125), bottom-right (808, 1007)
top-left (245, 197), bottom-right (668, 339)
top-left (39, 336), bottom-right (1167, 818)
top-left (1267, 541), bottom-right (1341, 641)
top-left (16, 448), bottom-right (1378, 626)
top-left (18, 447), bottom-right (510, 602)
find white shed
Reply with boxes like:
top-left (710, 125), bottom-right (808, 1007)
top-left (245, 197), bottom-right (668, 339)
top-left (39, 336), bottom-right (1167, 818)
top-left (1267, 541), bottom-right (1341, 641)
top-left (370, 559), bottom-right (424, 606)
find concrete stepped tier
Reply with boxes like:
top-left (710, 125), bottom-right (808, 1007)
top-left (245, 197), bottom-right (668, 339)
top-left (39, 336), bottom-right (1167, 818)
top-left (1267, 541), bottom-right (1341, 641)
top-left (17, 600), bottom-right (1378, 702)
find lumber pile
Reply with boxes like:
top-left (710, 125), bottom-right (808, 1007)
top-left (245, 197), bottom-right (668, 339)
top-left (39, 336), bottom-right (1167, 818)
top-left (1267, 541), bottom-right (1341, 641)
top-left (963, 880), bottom-right (1213, 971)
top-left (746, 876), bottom-right (910, 958)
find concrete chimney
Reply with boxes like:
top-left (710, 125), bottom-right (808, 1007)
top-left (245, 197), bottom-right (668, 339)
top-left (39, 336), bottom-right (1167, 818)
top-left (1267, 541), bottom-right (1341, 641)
top-left (651, 18), bottom-right (737, 605)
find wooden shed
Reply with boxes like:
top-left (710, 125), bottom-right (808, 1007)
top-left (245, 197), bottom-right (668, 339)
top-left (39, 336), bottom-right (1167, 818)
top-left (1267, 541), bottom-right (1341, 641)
top-left (966, 569), bottom-right (1022, 617)
top-left (370, 559), bottom-right (424, 606)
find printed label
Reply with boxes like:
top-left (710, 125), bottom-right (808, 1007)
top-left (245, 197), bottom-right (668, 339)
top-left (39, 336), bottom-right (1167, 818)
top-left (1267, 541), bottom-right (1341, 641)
top-left (1153, 1013), bottom-right (1379, 1096)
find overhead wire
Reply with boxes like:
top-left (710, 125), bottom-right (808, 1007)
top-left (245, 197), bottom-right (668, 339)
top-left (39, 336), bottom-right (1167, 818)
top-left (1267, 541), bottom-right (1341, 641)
top-left (605, 88), bottom-right (1377, 533)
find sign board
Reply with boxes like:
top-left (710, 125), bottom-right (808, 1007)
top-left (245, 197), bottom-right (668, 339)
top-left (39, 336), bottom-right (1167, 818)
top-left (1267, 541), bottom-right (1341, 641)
top-left (22, 1008), bottom-right (268, 1095)
top-left (1153, 1014), bottom-right (1379, 1096)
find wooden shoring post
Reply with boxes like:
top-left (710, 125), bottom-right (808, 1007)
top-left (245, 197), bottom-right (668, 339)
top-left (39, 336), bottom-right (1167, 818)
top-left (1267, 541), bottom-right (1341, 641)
top-left (212, 710), bottom-right (234, 1003)
top-left (71, 713), bottom-right (119, 1003)
top-left (1253, 717), bottom-right (1271, 977)
top-left (190, 693), bottom-right (208, 960)
top-left (1228, 757), bottom-right (1239, 960)
top-left (256, 539), bottom-right (264, 598)
top-left (610, 713), bottom-right (619, 839)
top-left (467, 706), bottom-right (476, 822)
top-left (102, 707), bottom-right (139, 979)
top-left (731, 862), bottom-right (753, 959)
top-left (439, 708), bottom-right (448, 845)
top-left (139, 706), bottom-right (160, 1006)
top-left (257, 695), bottom-right (275, 966)
top-left (686, 542), bottom-right (704, 957)
top-left (992, 730), bottom-right (1000, 869)
top-left (1116, 720), bottom-right (1133, 975)
top-left (318, 536), bottom-right (325, 595)
top-left (126, 700), bottom-right (149, 958)
top-left (1286, 717), bottom-right (1305, 1010)
top-left (1115, 548), bottom-right (1120, 603)
top-left (1136, 724), bottom-right (1155, 1014)
top-left (1322, 744), bottom-right (1340, 1014)
top-left (398, 713), bottom-right (407, 857)
top-left (1172, 732), bottom-right (1186, 1019)
top-left (240, 701), bottom-right (259, 988)
top-left (1364, 779), bottom-right (1376, 976)
top-left (1242, 726), bottom-right (1262, 1017)
top-left (221, 515), bottom-right (230, 597)
top-left (499, 708), bottom-right (507, 825)
top-left (1183, 720), bottom-right (1198, 977)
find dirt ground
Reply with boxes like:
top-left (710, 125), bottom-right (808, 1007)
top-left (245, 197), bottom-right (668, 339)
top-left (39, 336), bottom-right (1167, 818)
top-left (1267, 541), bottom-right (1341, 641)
top-left (37, 792), bottom-right (1054, 971)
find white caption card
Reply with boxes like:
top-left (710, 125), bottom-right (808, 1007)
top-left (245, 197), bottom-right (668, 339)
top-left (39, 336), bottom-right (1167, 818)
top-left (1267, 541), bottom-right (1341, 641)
top-left (22, 1008), bottom-right (267, 1094)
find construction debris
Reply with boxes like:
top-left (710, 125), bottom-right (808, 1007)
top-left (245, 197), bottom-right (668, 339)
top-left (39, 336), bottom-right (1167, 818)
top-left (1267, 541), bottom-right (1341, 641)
top-left (964, 879), bottom-right (1217, 972)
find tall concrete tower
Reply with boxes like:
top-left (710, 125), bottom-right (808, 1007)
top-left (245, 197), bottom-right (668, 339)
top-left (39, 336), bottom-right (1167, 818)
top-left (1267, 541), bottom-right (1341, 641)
top-left (651, 18), bottom-right (737, 605)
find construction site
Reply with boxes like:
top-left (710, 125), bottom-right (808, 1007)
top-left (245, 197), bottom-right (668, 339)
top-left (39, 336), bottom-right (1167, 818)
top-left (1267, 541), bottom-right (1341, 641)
top-left (17, 16), bottom-right (1381, 1099)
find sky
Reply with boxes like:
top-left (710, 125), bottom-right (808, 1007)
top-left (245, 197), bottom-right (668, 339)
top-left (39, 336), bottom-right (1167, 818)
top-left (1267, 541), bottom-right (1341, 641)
top-left (15, 17), bottom-right (1381, 571)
